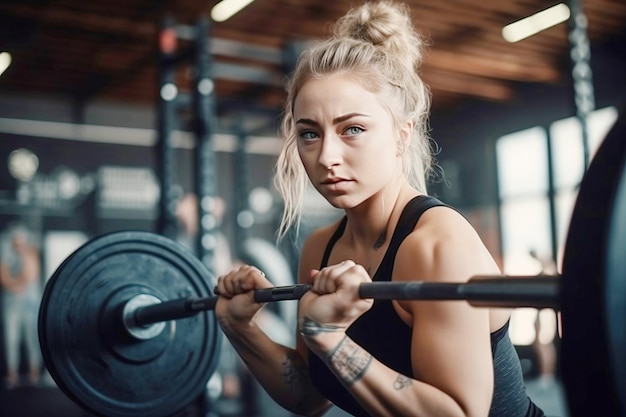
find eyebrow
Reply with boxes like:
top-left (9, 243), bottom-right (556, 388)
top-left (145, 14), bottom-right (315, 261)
top-left (295, 113), bottom-right (370, 126)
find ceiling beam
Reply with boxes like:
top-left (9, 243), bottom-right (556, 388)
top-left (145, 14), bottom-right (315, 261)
top-left (425, 49), bottom-right (561, 83)
top-left (423, 70), bottom-right (514, 101)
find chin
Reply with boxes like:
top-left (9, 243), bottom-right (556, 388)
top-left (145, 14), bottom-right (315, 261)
top-left (324, 194), bottom-right (361, 210)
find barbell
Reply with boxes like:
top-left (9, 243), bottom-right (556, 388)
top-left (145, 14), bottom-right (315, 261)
top-left (38, 111), bottom-right (626, 417)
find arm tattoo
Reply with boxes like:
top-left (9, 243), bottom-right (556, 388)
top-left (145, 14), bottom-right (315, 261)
top-left (282, 351), bottom-right (310, 387)
top-left (299, 316), bottom-right (345, 337)
top-left (328, 336), bottom-right (372, 385)
top-left (393, 374), bottom-right (413, 390)
top-left (282, 351), bottom-right (316, 413)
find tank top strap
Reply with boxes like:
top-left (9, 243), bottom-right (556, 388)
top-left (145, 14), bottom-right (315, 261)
top-left (320, 195), bottom-right (446, 270)
top-left (374, 195), bottom-right (447, 282)
top-left (385, 195), bottom-right (447, 260)
top-left (320, 217), bottom-right (347, 268)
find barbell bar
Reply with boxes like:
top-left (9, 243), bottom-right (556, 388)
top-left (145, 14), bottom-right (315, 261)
top-left (128, 283), bottom-right (311, 331)
top-left (37, 111), bottom-right (626, 417)
top-left (128, 276), bottom-right (560, 332)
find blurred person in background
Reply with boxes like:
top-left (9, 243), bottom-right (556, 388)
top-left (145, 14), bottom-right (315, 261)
top-left (0, 222), bottom-right (43, 389)
top-left (176, 193), bottom-right (233, 277)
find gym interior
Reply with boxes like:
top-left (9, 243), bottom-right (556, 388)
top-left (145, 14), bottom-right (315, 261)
top-left (0, 1), bottom-right (625, 416)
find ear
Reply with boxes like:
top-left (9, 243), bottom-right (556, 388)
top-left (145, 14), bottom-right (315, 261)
top-left (397, 120), bottom-right (413, 156)
top-left (400, 120), bottom-right (413, 143)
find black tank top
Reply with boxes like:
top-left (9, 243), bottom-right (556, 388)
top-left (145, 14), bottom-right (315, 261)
top-left (308, 195), bottom-right (545, 417)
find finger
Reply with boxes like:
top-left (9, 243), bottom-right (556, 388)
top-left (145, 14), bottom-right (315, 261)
top-left (214, 275), bottom-right (230, 297)
top-left (312, 274), bottom-right (333, 294)
top-left (239, 265), bottom-right (272, 290)
top-left (215, 275), bottom-right (241, 299)
top-left (306, 269), bottom-right (320, 284)
top-left (318, 260), bottom-right (356, 280)
top-left (220, 272), bottom-right (236, 296)
top-left (345, 263), bottom-right (372, 284)
top-left (224, 265), bottom-right (270, 295)
top-left (213, 277), bottom-right (222, 296)
top-left (313, 260), bottom-right (356, 294)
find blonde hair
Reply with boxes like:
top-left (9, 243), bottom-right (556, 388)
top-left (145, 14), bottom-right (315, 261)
top-left (274, 1), bottom-right (437, 241)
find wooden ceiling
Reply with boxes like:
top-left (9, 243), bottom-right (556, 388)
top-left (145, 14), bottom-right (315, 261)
top-left (0, 0), bottom-right (624, 132)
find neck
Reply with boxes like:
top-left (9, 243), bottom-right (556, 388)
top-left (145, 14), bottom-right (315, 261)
top-left (372, 231), bottom-right (387, 250)
top-left (344, 183), bottom-right (415, 251)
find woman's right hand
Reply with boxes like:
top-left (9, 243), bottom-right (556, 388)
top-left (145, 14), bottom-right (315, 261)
top-left (214, 264), bottom-right (273, 328)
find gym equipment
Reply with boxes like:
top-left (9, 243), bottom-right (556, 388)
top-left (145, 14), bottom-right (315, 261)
top-left (39, 232), bottom-right (222, 417)
top-left (38, 110), bottom-right (626, 417)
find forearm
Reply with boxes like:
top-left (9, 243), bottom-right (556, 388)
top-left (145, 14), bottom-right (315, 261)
top-left (219, 318), bottom-right (330, 416)
top-left (324, 336), bottom-right (470, 417)
top-left (0, 264), bottom-right (19, 292)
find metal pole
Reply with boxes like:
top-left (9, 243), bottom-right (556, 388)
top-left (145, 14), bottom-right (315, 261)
top-left (234, 125), bottom-right (251, 258)
top-left (156, 17), bottom-right (179, 240)
top-left (193, 18), bottom-right (219, 272)
top-left (567, 0), bottom-right (595, 169)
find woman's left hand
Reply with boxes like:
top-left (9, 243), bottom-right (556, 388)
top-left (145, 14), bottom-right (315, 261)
top-left (298, 260), bottom-right (374, 355)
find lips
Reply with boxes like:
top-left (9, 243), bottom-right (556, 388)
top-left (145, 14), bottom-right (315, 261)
top-left (321, 177), bottom-right (347, 185)
top-left (320, 177), bottom-right (352, 192)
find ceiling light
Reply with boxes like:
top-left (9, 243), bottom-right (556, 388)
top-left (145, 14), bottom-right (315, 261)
top-left (502, 3), bottom-right (571, 43)
top-left (211, 0), bottom-right (255, 23)
top-left (0, 52), bottom-right (12, 77)
top-left (8, 148), bottom-right (39, 182)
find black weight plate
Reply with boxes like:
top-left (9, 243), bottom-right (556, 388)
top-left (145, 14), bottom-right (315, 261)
top-left (561, 108), bottom-right (626, 417)
top-left (605, 111), bottom-right (626, 416)
top-left (38, 230), bottom-right (222, 417)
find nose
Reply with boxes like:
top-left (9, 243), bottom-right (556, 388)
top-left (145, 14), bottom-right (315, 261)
top-left (318, 134), bottom-right (343, 170)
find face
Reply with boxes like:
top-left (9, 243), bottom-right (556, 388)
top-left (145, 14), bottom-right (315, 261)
top-left (293, 73), bottom-right (406, 209)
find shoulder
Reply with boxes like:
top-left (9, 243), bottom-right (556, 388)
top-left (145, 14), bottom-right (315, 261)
top-left (413, 205), bottom-right (480, 243)
top-left (395, 205), bottom-right (499, 283)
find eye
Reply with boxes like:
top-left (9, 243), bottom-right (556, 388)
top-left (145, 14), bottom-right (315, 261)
top-left (344, 126), bottom-right (364, 136)
top-left (298, 130), bottom-right (319, 141)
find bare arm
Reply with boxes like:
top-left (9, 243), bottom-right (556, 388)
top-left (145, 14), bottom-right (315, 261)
top-left (398, 218), bottom-right (497, 417)
top-left (0, 262), bottom-right (15, 291)
top-left (215, 252), bottom-right (331, 416)
top-left (300, 208), bottom-right (499, 417)
top-left (217, 314), bottom-right (328, 415)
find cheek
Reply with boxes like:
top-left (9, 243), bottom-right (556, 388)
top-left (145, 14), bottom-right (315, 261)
top-left (297, 145), bottom-right (315, 175)
top-left (361, 141), bottom-right (396, 165)
top-left (360, 145), bottom-right (400, 179)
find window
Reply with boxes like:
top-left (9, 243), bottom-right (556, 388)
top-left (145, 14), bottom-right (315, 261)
top-left (496, 127), bottom-right (550, 274)
top-left (497, 106), bottom-right (618, 274)
top-left (549, 106), bottom-right (619, 264)
top-left (496, 106), bottom-right (618, 345)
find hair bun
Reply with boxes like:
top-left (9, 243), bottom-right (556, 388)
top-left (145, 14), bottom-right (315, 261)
top-left (333, 1), bottom-right (426, 69)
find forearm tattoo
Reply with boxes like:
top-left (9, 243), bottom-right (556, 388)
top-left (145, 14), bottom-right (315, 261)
top-left (282, 351), bottom-right (309, 388)
top-left (299, 316), bottom-right (345, 337)
top-left (282, 351), bottom-right (316, 413)
top-left (328, 336), bottom-right (373, 385)
top-left (393, 374), bottom-right (413, 390)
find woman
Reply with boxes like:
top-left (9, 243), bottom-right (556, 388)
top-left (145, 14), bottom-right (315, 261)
top-left (215, 1), bottom-right (544, 416)
top-left (1, 223), bottom-right (42, 388)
